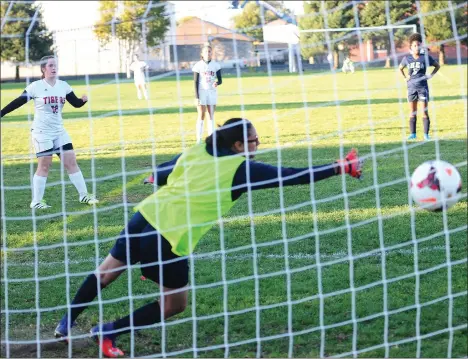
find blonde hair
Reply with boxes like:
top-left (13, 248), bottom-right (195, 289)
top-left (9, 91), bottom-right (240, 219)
top-left (40, 55), bottom-right (56, 79)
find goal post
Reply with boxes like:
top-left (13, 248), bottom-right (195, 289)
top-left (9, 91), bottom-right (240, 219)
top-left (298, 24), bottom-right (418, 69)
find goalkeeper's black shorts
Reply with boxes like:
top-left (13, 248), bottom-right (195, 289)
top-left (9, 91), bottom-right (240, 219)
top-left (110, 211), bottom-right (189, 289)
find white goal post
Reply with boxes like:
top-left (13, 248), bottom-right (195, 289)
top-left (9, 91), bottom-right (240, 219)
top-left (299, 25), bottom-right (417, 34)
top-left (299, 24), bottom-right (418, 65)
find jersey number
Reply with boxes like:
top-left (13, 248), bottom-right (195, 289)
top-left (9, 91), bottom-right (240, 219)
top-left (51, 105), bottom-right (59, 114)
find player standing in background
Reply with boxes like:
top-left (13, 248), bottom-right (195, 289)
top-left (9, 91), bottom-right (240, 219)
top-left (0, 55), bottom-right (99, 209)
top-left (53, 118), bottom-right (363, 358)
top-left (399, 33), bottom-right (440, 141)
top-left (342, 56), bottom-right (355, 74)
top-left (129, 54), bottom-right (149, 100)
top-left (192, 44), bottom-right (222, 143)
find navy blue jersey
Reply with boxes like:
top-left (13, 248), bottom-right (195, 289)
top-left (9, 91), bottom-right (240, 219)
top-left (400, 52), bottom-right (436, 89)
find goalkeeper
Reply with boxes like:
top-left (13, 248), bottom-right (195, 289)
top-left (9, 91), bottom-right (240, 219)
top-left (342, 56), bottom-right (355, 74)
top-left (54, 118), bottom-right (363, 358)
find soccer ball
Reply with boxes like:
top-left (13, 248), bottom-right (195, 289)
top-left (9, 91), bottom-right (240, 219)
top-left (410, 160), bottom-right (462, 211)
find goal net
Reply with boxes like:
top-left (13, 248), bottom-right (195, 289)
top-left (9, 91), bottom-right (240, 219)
top-left (1, 0), bottom-right (467, 358)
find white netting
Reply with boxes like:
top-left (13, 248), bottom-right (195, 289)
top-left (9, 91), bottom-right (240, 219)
top-left (1, 0), bottom-right (467, 358)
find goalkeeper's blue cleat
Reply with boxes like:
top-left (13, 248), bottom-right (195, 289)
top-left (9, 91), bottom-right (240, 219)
top-left (407, 133), bottom-right (417, 140)
top-left (424, 134), bottom-right (431, 141)
top-left (54, 316), bottom-right (76, 341)
top-left (91, 324), bottom-right (124, 358)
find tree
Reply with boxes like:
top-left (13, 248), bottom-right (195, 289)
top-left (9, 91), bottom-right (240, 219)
top-left (94, 0), bottom-right (170, 76)
top-left (359, 0), bottom-right (416, 68)
top-left (0, 1), bottom-right (53, 82)
top-left (299, 1), bottom-right (356, 69)
top-left (421, 0), bottom-right (467, 65)
top-left (177, 16), bottom-right (195, 26)
top-left (232, 1), bottom-right (292, 42)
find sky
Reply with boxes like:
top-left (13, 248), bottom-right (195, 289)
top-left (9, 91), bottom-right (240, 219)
top-left (38, 1), bottom-right (305, 32)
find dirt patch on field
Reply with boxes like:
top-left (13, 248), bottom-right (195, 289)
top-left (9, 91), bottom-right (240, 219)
top-left (1, 340), bottom-right (93, 358)
top-left (1, 325), bottom-right (97, 358)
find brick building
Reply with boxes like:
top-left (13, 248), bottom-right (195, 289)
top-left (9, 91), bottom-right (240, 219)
top-left (171, 17), bottom-right (255, 69)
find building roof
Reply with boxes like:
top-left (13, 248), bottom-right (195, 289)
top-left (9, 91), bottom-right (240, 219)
top-left (265, 19), bottom-right (289, 27)
top-left (175, 17), bottom-right (254, 45)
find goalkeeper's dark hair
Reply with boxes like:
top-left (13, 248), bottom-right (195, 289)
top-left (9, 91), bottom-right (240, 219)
top-left (409, 32), bottom-right (423, 44)
top-left (205, 118), bottom-right (253, 150)
top-left (40, 55), bottom-right (56, 79)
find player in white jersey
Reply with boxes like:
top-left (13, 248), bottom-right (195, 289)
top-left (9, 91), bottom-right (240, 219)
top-left (129, 54), bottom-right (149, 100)
top-left (0, 55), bottom-right (99, 209)
top-left (192, 45), bottom-right (222, 143)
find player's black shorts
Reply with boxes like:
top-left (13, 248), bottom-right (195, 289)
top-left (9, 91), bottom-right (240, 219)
top-left (110, 211), bottom-right (189, 289)
top-left (36, 143), bottom-right (74, 158)
top-left (407, 86), bottom-right (429, 103)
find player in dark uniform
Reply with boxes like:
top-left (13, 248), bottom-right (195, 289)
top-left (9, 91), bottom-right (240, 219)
top-left (399, 33), bottom-right (440, 141)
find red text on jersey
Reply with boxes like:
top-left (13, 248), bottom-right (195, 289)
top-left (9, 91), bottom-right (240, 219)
top-left (43, 96), bottom-right (66, 105)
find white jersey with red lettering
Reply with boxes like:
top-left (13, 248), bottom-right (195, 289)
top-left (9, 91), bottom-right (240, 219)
top-left (192, 60), bottom-right (221, 91)
top-left (25, 79), bottom-right (73, 135)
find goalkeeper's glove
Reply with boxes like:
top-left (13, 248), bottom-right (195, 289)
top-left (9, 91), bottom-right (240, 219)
top-left (143, 173), bottom-right (154, 185)
top-left (335, 148), bottom-right (363, 179)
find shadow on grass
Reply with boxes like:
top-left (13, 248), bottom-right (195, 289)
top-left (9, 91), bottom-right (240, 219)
top-left (1, 95), bottom-right (465, 123)
top-left (1, 143), bottom-right (466, 359)
top-left (1, 340), bottom-right (93, 359)
top-left (2, 140), bottom-right (466, 250)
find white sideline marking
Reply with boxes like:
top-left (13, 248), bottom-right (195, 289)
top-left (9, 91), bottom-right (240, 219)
top-left (4, 245), bottom-right (448, 268)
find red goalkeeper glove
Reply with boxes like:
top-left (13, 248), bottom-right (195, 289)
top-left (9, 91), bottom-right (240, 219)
top-left (143, 173), bottom-right (154, 185)
top-left (336, 148), bottom-right (363, 179)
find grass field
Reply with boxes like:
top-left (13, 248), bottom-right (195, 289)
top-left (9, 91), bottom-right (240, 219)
top-left (1, 65), bottom-right (467, 358)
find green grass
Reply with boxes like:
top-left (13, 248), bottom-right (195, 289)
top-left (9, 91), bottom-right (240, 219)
top-left (1, 65), bottom-right (467, 358)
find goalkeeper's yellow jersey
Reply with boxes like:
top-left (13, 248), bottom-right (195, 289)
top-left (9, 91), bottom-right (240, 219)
top-left (135, 144), bottom-right (245, 256)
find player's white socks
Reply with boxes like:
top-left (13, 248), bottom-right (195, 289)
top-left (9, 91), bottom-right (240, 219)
top-left (32, 174), bottom-right (47, 203)
top-left (137, 89), bottom-right (142, 100)
top-left (196, 119), bottom-right (204, 144)
top-left (208, 106), bottom-right (215, 136)
top-left (207, 119), bottom-right (214, 136)
top-left (69, 171), bottom-right (88, 198)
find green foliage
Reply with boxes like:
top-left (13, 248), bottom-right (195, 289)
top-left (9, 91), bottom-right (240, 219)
top-left (177, 16), bottom-right (196, 26)
top-left (359, 0), bottom-right (416, 49)
top-left (422, 0), bottom-right (467, 42)
top-left (0, 1), bottom-right (53, 63)
top-left (94, 0), bottom-right (170, 55)
top-left (421, 0), bottom-right (467, 64)
top-left (232, 1), bottom-right (291, 41)
top-left (299, 1), bottom-right (356, 61)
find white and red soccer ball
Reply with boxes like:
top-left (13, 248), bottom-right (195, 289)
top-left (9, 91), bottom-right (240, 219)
top-left (410, 160), bottom-right (463, 211)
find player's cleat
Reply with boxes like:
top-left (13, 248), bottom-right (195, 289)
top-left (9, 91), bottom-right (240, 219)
top-left (407, 133), bottom-right (417, 140)
top-left (54, 317), bottom-right (76, 341)
top-left (424, 134), bottom-right (431, 141)
top-left (30, 200), bottom-right (51, 209)
top-left (335, 148), bottom-right (363, 179)
top-left (90, 325), bottom-right (124, 358)
top-left (143, 174), bottom-right (154, 185)
top-left (80, 193), bottom-right (99, 205)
